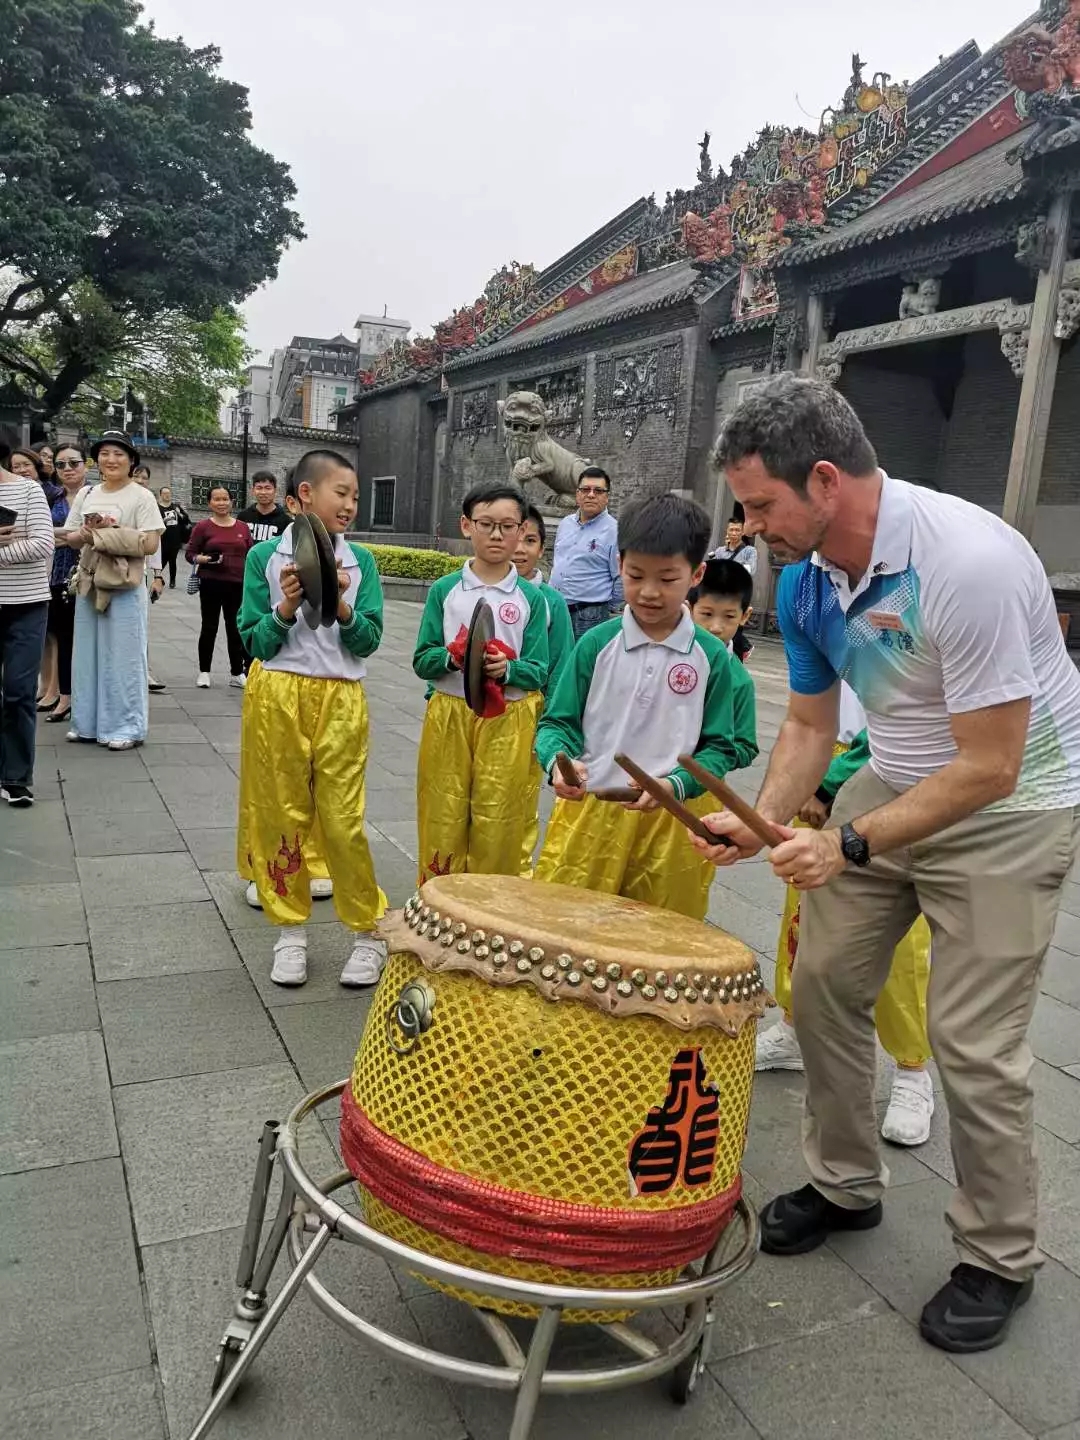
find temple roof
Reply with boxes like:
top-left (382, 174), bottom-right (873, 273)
top-left (775, 131), bottom-right (1027, 266)
top-left (444, 260), bottom-right (717, 371)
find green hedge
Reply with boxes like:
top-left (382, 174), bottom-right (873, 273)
top-left (365, 544), bottom-right (466, 581)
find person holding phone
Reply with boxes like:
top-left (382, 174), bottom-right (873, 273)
top-left (0, 428), bottom-right (55, 805)
top-left (185, 487), bottom-right (253, 687)
top-left (64, 431), bottom-right (165, 750)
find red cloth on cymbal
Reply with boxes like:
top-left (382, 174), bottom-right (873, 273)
top-left (446, 628), bottom-right (517, 718)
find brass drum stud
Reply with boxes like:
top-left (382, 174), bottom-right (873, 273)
top-left (440, 932), bottom-right (454, 948)
top-left (472, 929), bottom-right (487, 944)
top-left (701, 987), bottom-right (714, 1002)
top-left (491, 935), bottom-right (505, 951)
top-left (566, 970), bottom-right (582, 986)
top-left (673, 972), bottom-right (688, 990)
top-left (591, 976), bottom-right (608, 992)
top-left (453, 921), bottom-right (468, 938)
top-left (663, 987), bottom-right (680, 1003)
top-left (642, 984), bottom-right (657, 1000)
top-left (606, 963), bottom-right (622, 981)
top-left (582, 959), bottom-right (598, 976)
top-left (474, 944), bottom-right (490, 960)
top-left (631, 968), bottom-right (647, 987)
top-left (655, 971), bottom-right (669, 987)
top-left (515, 957), bottom-right (532, 973)
top-left (492, 953), bottom-right (507, 968)
top-left (692, 972), bottom-right (705, 988)
top-left (616, 980), bottom-right (633, 997)
top-left (540, 964), bottom-right (557, 980)
top-left (685, 987), bottom-right (699, 1002)
top-left (429, 910), bottom-right (440, 925)
top-left (528, 946), bottom-right (545, 963)
top-left (456, 939), bottom-right (471, 954)
top-left (556, 953), bottom-right (573, 970)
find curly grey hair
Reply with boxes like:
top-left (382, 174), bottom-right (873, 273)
top-left (713, 374), bottom-right (878, 492)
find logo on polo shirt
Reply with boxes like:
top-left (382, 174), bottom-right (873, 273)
top-left (499, 601), bottom-right (521, 625)
top-left (668, 663), bottom-right (699, 695)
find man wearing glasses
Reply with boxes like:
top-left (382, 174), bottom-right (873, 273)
top-left (551, 466), bottom-right (623, 641)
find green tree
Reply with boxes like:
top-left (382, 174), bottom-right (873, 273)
top-left (0, 0), bottom-right (303, 418)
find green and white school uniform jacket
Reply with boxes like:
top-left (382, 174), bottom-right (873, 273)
top-left (238, 529), bottom-right (384, 679)
top-left (535, 608), bottom-right (742, 800)
top-left (413, 561), bottom-right (549, 701)
top-left (524, 569), bottom-right (574, 701)
top-left (728, 645), bottom-right (760, 772)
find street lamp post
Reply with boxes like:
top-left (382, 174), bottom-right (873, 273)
top-left (240, 403), bottom-right (252, 503)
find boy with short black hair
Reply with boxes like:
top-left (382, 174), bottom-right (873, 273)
top-left (413, 481), bottom-right (548, 882)
top-left (535, 493), bottom-right (744, 919)
top-left (238, 449), bottom-right (386, 988)
top-left (688, 558), bottom-right (758, 771)
top-left (239, 470), bottom-right (291, 542)
top-left (513, 503), bottom-right (575, 874)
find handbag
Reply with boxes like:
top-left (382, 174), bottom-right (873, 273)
top-left (186, 563), bottom-right (200, 595)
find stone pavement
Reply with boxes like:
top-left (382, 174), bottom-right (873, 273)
top-left (3, 584), bottom-right (1080, 1440)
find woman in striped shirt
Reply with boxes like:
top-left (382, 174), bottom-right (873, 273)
top-left (0, 430), bottom-right (55, 806)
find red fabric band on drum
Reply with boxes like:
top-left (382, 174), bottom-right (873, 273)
top-left (340, 1086), bottom-right (741, 1274)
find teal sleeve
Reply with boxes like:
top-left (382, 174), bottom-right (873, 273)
top-left (534, 630), bottom-right (599, 776)
top-left (666, 643), bottom-right (739, 801)
top-left (821, 729), bottom-right (871, 799)
top-left (730, 662), bottom-right (759, 771)
top-left (543, 588), bottom-right (575, 700)
top-left (339, 544), bottom-right (383, 658)
top-left (413, 578), bottom-right (453, 682)
top-left (505, 580), bottom-right (548, 693)
top-left (238, 542), bottom-right (293, 661)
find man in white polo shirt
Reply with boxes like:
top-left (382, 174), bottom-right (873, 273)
top-left (696, 375), bottom-right (1080, 1353)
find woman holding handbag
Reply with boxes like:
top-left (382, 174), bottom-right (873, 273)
top-left (64, 431), bottom-right (165, 750)
top-left (186, 487), bottom-right (252, 688)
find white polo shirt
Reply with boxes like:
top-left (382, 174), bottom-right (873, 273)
top-left (778, 473), bottom-right (1080, 811)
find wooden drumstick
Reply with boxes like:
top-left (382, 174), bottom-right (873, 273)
top-left (614, 753), bottom-right (715, 842)
top-left (592, 786), bottom-right (640, 803)
top-left (555, 751), bottom-right (583, 787)
top-left (677, 754), bottom-right (787, 848)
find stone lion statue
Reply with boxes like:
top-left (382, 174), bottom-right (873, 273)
top-left (498, 391), bottom-right (591, 506)
top-left (899, 277), bottom-right (941, 320)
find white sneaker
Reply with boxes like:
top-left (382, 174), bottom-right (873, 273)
top-left (271, 928), bottom-right (308, 986)
top-left (196, 672), bottom-right (211, 688)
top-left (245, 881), bottom-right (262, 910)
top-left (310, 877), bottom-right (334, 900)
top-left (881, 1068), bottom-right (934, 1147)
top-left (755, 1018), bottom-right (805, 1072)
top-left (107, 738), bottom-right (138, 751)
top-left (339, 934), bottom-right (386, 988)
top-left (229, 672), bottom-right (247, 688)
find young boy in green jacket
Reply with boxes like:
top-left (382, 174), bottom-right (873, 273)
top-left (413, 481), bottom-right (548, 883)
top-left (535, 494), bottom-right (741, 921)
top-left (687, 558), bottom-right (759, 772)
top-left (237, 449), bottom-right (387, 990)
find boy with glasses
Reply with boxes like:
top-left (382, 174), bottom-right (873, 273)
top-left (413, 481), bottom-right (548, 882)
top-left (551, 465), bottom-right (622, 640)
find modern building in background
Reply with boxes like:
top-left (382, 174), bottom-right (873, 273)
top-left (355, 312), bottom-right (411, 371)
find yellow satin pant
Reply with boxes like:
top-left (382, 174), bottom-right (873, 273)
top-left (536, 791), bottom-right (716, 921)
top-left (416, 689), bottom-right (543, 885)
top-left (520, 758), bottom-right (544, 877)
top-left (776, 861), bottom-right (931, 1068)
top-left (238, 662), bottom-right (330, 883)
top-left (238, 664), bottom-right (386, 930)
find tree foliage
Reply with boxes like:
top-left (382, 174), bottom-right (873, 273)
top-left (0, 0), bottom-right (304, 418)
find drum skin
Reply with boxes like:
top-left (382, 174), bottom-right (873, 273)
top-left (342, 877), bottom-right (767, 1320)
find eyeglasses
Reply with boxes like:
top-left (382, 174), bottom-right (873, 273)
top-left (576, 485), bottom-right (608, 496)
top-left (471, 518), bottom-right (522, 537)
top-left (55, 459), bottom-right (84, 470)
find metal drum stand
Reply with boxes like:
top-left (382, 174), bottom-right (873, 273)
top-left (186, 1079), bottom-right (760, 1440)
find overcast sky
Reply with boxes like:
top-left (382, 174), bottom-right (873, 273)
top-left (140, 0), bottom-right (1031, 363)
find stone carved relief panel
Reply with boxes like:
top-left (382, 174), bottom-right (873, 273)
top-left (454, 385), bottom-right (496, 439)
top-left (817, 299), bottom-right (1034, 384)
top-left (508, 366), bottom-right (584, 438)
top-left (1056, 277), bottom-right (1080, 340)
top-left (592, 343), bottom-right (682, 444)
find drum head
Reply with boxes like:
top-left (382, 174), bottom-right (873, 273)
top-left (462, 600), bottom-right (495, 715)
top-left (309, 513), bottom-right (340, 627)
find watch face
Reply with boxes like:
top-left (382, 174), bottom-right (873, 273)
top-left (842, 823), bottom-right (871, 866)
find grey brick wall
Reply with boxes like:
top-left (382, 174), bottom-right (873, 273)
top-left (935, 331), bottom-right (1018, 508)
top-left (354, 385), bottom-right (439, 537)
top-left (839, 358), bottom-right (947, 489)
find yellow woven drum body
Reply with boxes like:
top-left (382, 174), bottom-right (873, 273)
top-left (344, 876), bottom-right (766, 1321)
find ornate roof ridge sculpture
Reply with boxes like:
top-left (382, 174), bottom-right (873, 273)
top-left (1002, 0), bottom-right (1080, 156)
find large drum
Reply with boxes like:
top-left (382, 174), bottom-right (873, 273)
top-left (341, 874), bottom-right (768, 1321)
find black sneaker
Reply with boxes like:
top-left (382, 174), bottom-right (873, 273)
top-left (1, 784), bottom-right (34, 808)
top-left (919, 1263), bottom-right (1033, 1353)
top-left (760, 1183), bottom-right (883, 1256)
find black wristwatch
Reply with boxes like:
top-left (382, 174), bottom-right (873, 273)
top-left (840, 822), bottom-right (871, 867)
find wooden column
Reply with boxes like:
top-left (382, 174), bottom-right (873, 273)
top-left (1003, 191), bottom-right (1074, 539)
top-left (799, 293), bottom-right (827, 375)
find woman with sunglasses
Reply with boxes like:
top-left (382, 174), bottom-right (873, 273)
top-left (42, 444), bottom-right (90, 724)
top-left (10, 448), bottom-right (64, 708)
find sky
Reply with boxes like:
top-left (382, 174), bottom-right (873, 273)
top-left (139, 0), bottom-right (1033, 364)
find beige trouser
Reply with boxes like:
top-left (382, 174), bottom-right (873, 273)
top-left (794, 765), bottom-right (1080, 1281)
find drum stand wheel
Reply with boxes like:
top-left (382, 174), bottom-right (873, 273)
top-left (186, 1081), bottom-right (759, 1440)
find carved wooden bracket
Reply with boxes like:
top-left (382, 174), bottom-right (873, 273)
top-left (817, 298), bottom-right (1034, 369)
top-left (1056, 278), bottom-right (1080, 340)
top-left (1000, 328), bottom-right (1030, 377)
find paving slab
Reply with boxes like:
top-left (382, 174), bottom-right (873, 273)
top-left (1055, 909), bottom-right (1080, 957)
top-left (60, 777), bottom-right (166, 815)
top-left (1, 1368), bottom-right (165, 1440)
top-left (0, 1159), bottom-right (150, 1393)
top-left (235, 924), bottom-right (371, 1006)
top-left (0, 881), bottom-right (86, 949)
top-left (77, 851), bottom-right (210, 911)
top-left (1034, 1125), bottom-right (1080, 1276)
top-left (143, 1223), bottom-right (466, 1440)
top-left (0, 1030), bottom-right (116, 1173)
top-left (270, 994), bottom-right (374, 1090)
top-left (99, 970), bottom-right (285, 1084)
top-left (0, 944), bottom-right (97, 1042)
top-left (714, 1310), bottom-right (1030, 1440)
top-left (114, 1062), bottom-right (338, 1245)
top-left (89, 899), bottom-right (240, 980)
top-left (1032, 1058), bottom-right (1080, 1144)
top-left (708, 885), bottom-right (783, 956)
top-left (180, 825), bottom-right (245, 871)
top-left (1030, 994), bottom-right (1080, 1068)
top-left (1042, 947), bottom-right (1080, 1007)
top-left (140, 741), bottom-right (227, 767)
top-left (68, 808), bottom-right (186, 857)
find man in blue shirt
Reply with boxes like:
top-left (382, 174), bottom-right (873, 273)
top-left (550, 466), bottom-right (623, 641)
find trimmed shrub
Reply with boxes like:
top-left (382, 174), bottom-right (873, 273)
top-left (364, 544), bottom-right (466, 581)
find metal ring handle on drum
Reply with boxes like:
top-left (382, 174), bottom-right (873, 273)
top-left (386, 998), bottom-right (422, 1054)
